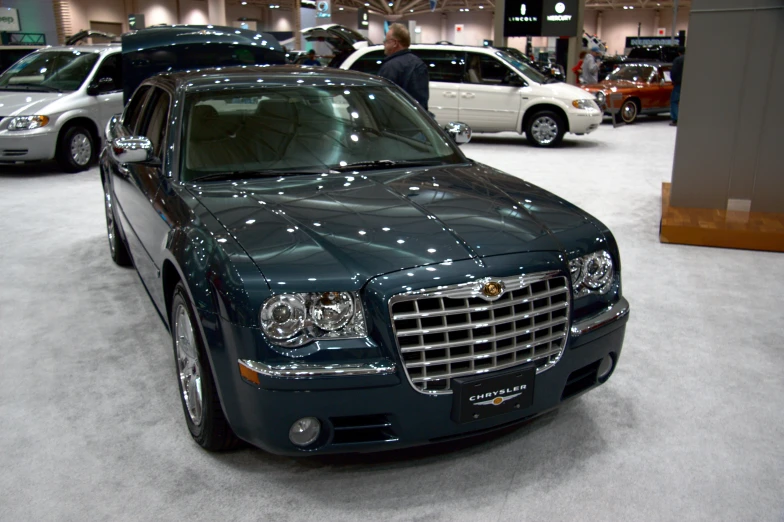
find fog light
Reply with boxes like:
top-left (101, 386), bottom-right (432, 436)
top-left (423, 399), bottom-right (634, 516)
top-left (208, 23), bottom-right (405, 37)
top-left (598, 354), bottom-right (614, 381)
top-left (289, 417), bottom-right (321, 447)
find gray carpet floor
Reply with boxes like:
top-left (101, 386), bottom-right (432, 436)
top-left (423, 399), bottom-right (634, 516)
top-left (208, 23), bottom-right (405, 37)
top-left (1, 117), bottom-right (782, 521)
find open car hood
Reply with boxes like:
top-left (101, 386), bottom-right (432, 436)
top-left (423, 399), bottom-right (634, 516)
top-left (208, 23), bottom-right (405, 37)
top-left (301, 24), bottom-right (372, 53)
top-left (121, 25), bottom-right (286, 103)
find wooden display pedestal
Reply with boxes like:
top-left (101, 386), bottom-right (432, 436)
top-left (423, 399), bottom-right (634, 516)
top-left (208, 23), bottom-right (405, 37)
top-left (660, 182), bottom-right (784, 252)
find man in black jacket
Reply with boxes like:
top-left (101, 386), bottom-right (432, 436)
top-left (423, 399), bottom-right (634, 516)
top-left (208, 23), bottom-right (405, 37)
top-left (670, 47), bottom-right (685, 126)
top-left (378, 23), bottom-right (429, 110)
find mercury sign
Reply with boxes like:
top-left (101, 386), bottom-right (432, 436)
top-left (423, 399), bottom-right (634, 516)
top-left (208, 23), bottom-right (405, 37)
top-left (0, 7), bottom-right (21, 32)
top-left (541, 0), bottom-right (577, 36)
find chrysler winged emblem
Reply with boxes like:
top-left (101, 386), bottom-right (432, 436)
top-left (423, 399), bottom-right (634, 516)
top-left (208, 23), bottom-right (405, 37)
top-left (480, 280), bottom-right (505, 301)
top-left (475, 393), bottom-right (522, 406)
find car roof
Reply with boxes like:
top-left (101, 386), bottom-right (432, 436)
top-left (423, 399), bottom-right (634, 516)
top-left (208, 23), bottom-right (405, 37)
top-left (37, 44), bottom-right (120, 54)
top-left (354, 43), bottom-right (503, 54)
top-left (151, 65), bottom-right (391, 90)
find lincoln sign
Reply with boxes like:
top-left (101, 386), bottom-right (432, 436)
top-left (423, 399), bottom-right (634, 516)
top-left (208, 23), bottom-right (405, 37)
top-left (504, 0), bottom-right (577, 37)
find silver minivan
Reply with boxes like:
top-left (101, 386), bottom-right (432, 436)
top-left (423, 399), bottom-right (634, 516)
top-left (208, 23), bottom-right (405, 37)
top-left (0, 44), bottom-right (122, 172)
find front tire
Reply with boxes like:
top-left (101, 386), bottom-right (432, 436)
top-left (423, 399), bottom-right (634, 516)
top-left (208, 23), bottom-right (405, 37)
top-left (57, 125), bottom-right (95, 172)
top-left (171, 283), bottom-right (240, 451)
top-left (619, 99), bottom-right (639, 124)
top-left (526, 110), bottom-right (565, 147)
top-left (103, 177), bottom-right (132, 267)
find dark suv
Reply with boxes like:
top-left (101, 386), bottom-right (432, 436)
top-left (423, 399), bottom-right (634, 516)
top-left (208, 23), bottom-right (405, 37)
top-left (627, 46), bottom-right (681, 63)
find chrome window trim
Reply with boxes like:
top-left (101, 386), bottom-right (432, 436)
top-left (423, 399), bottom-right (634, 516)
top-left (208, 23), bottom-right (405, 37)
top-left (388, 270), bottom-right (570, 396)
top-left (239, 359), bottom-right (396, 379)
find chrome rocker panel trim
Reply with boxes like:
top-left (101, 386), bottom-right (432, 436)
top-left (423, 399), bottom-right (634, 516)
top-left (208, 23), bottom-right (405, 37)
top-left (570, 297), bottom-right (630, 338)
top-left (239, 359), bottom-right (397, 379)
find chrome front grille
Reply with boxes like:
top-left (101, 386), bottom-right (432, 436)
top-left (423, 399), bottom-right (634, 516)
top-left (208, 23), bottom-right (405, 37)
top-left (389, 271), bottom-right (570, 394)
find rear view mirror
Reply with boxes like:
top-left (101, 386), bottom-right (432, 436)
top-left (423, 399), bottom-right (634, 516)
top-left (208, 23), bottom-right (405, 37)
top-left (111, 137), bottom-right (154, 164)
top-left (87, 77), bottom-right (116, 96)
top-left (504, 72), bottom-right (525, 87)
top-left (444, 122), bottom-right (472, 145)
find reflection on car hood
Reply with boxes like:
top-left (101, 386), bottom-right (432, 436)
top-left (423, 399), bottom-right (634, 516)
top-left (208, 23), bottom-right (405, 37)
top-left (191, 164), bottom-right (597, 290)
top-left (0, 92), bottom-right (66, 116)
top-left (583, 80), bottom-right (644, 93)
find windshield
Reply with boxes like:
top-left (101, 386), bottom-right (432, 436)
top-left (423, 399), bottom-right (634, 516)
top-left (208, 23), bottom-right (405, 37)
top-left (182, 85), bottom-right (464, 182)
top-left (608, 64), bottom-right (656, 82)
top-left (494, 51), bottom-right (549, 84)
top-left (0, 50), bottom-right (100, 92)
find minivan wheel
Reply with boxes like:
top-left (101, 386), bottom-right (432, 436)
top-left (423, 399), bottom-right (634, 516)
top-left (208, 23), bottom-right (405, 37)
top-left (171, 283), bottom-right (241, 451)
top-left (57, 125), bottom-right (95, 172)
top-left (526, 110), bottom-right (565, 147)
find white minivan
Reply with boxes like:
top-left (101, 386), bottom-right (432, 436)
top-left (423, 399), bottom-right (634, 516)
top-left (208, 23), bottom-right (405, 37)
top-left (342, 44), bottom-right (602, 147)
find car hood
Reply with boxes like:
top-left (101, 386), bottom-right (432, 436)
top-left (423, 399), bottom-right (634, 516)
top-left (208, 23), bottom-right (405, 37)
top-left (190, 164), bottom-right (599, 291)
top-left (583, 80), bottom-right (642, 93)
top-left (540, 80), bottom-right (596, 100)
top-left (0, 91), bottom-right (68, 116)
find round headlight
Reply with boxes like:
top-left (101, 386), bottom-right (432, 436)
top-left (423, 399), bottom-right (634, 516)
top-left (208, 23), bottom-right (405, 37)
top-left (260, 295), bottom-right (306, 340)
top-left (596, 91), bottom-right (606, 103)
top-left (309, 291), bottom-right (354, 331)
top-left (582, 251), bottom-right (614, 291)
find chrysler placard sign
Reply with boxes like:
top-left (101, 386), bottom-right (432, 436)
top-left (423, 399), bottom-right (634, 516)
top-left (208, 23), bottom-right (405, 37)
top-left (0, 7), bottom-right (21, 32)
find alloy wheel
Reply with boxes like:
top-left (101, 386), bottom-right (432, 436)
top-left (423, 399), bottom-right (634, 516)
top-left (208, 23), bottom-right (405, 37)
top-left (175, 304), bottom-right (203, 426)
top-left (531, 116), bottom-right (558, 145)
top-left (70, 133), bottom-right (92, 166)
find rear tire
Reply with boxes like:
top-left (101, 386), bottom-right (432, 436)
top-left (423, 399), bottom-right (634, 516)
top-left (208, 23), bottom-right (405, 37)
top-left (56, 125), bottom-right (95, 172)
top-left (525, 110), bottom-right (565, 147)
top-left (171, 283), bottom-right (241, 451)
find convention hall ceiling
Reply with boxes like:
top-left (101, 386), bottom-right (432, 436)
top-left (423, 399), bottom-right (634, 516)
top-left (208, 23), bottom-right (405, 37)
top-left (234, 0), bottom-right (689, 16)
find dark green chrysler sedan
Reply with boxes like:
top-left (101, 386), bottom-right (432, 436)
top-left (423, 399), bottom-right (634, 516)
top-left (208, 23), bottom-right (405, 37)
top-left (101, 65), bottom-right (629, 455)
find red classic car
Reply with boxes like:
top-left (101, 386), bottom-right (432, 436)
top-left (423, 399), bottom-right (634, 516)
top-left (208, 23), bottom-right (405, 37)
top-left (582, 62), bottom-right (673, 124)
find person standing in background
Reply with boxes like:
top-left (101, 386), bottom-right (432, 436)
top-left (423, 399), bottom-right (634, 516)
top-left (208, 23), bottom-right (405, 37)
top-left (670, 47), bottom-right (685, 126)
top-left (378, 23), bottom-right (429, 110)
top-left (572, 51), bottom-right (587, 85)
top-left (580, 47), bottom-right (601, 85)
top-left (302, 50), bottom-right (320, 66)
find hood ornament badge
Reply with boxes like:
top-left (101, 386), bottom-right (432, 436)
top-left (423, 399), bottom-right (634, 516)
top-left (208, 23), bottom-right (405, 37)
top-left (479, 279), bottom-right (505, 301)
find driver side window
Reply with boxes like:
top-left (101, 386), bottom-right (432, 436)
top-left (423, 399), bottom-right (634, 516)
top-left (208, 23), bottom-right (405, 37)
top-left (91, 54), bottom-right (122, 93)
top-left (137, 88), bottom-right (171, 159)
top-left (123, 86), bottom-right (151, 135)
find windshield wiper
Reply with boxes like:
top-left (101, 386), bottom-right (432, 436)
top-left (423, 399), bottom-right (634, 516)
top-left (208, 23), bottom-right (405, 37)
top-left (191, 169), bottom-right (329, 183)
top-left (331, 160), bottom-right (444, 172)
top-left (0, 83), bottom-right (63, 93)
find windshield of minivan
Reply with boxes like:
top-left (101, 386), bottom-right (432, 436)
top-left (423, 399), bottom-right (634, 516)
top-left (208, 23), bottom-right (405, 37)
top-left (182, 85), bottom-right (463, 182)
top-left (0, 50), bottom-right (100, 92)
top-left (495, 51), bottom-right (549, 84)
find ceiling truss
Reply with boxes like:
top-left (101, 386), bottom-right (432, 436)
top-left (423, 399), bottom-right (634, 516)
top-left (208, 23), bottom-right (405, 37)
top-left (231, 0), bottom-right (688, 17)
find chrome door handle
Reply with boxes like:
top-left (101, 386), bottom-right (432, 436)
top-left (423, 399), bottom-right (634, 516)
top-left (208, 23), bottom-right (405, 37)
top-left (461, 93), bottom-right (475, 99)
top-left (444, 91), bottom-right (457, 98)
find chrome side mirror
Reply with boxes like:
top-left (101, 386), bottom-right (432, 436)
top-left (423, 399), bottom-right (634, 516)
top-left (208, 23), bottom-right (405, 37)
top-left (444, 122), bottom-right (472, 145)
top-left (105, 114), bottom-right (122, 142)
top-left (111, 136), bottom-right (153, 164)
